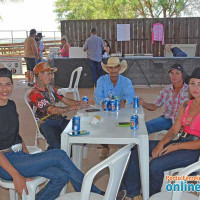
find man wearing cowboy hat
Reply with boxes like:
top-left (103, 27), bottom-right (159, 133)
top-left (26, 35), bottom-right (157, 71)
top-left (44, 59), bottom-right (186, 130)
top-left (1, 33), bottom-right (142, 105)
top-left (29, 61), bottom-right (85, 150)
top-left (95, 57), bottom-right (135, 106)
top-left (95, 57), bottom-right (135, 157)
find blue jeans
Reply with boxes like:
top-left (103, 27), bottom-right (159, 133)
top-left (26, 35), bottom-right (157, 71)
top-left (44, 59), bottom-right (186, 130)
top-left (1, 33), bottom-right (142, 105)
top-left (0, 149), bottom-right (102, 200)
top-left (39, 117), bottom-right (69, 150)
top-left (146, 116), bottom-right (173, 134)
top-left (120, 137), bottom-right (200, 197)
top-left (89, 59), bottom-right (103, 85)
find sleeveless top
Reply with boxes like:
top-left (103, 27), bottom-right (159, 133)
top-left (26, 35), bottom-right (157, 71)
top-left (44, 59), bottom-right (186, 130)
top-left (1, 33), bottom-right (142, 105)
top-left (181, 100), bottom-right (200, 137)
top-left (60, 43), bottom-right (70, 57)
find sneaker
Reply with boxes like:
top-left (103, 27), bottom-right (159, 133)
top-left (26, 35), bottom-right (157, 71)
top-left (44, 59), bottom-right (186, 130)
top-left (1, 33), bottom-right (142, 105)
top-left (28, 83), bottom-right (30, 86)
top-left (116, 190), bottom-right (127, 200)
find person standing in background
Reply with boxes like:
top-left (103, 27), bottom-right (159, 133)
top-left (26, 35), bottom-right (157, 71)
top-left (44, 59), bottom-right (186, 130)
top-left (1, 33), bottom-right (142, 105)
top-left (102, 39), bottom-right (111, 58)
top-left (24, 29), bottom-right (39, 87)
top-left (36, 33), bottom-right (45, 61)
top-left (83, 28), bottom-right (104, 85)
top-left (60, 37), bottom-right (70, 57)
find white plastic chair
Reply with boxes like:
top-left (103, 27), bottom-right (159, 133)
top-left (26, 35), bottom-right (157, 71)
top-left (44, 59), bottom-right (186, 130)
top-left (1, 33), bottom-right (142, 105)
top-left (58, 66), bottom-right (83, 100)
top-left (0, 147), bottom-right (47, 200)
top-left (56, 144), bottom-right (134, 200)
top-left (149, 161), bottom-right (200, 200)
top-left (24, 90), bottom-right (48, 149)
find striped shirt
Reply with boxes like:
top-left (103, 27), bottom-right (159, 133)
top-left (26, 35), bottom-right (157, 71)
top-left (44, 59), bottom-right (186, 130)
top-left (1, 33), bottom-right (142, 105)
top-left (154, 83), bottom-right (189, 123)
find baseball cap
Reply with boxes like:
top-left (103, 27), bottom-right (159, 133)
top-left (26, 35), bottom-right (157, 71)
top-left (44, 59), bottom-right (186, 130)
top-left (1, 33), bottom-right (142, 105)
top-left (33, 62), bottom-right (57, 74)
top-left (0, 68), bottom-right (13, 83)
top-left (168, 64), bottom-right (183, 73)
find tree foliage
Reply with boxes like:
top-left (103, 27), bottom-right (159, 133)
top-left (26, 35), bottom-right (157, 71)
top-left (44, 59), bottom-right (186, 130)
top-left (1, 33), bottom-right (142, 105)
top-left (54, 0), bottom-right (200, 21)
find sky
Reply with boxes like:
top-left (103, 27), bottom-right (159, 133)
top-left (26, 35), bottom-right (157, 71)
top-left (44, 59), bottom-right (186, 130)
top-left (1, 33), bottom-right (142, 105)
top-left (0, 0), bottom-right (59, 31)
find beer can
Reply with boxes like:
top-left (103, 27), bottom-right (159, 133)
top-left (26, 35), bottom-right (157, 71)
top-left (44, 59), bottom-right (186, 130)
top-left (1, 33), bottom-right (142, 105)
top-left (82, 96), bottom-right (89, 104)
top-left (133, 97), bottom-right (140, 108)
top-left (103, 98), bottom-right (110, 111)
top-left (110, 99), bottom-right (116, 111)
top-left (130, 115), bottom-right (139, 130)
top-left (72, 115), bottom-right (80, 133)
top-left (115, 99), bottom-right (120, 110)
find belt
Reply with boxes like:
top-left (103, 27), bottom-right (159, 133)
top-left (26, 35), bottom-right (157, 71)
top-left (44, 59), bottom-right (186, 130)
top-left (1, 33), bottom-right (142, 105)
top-left (0, 143), bottom-right (22, 154)
top-left (0, 148), bottom-right (12, 154)
top-left (179, 132), bottom-right (200, 141)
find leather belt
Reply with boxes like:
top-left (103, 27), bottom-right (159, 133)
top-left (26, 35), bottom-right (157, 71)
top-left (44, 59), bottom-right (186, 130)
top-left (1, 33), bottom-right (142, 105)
top-left (0, 148), bottom-right (13, 154)
top-left (179, 132), bottom-right (200, 141)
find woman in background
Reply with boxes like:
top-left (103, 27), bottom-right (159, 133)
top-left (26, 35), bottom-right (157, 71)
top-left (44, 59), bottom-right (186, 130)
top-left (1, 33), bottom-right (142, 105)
top-left (102, 39), bottom-right (111, 57)
top-left (60, 37), bottom-right (70, 57)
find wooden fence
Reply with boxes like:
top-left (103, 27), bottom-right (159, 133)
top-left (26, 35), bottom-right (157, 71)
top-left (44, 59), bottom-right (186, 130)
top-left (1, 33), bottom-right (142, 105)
top-left (61, 17), bottom-right (200, 57)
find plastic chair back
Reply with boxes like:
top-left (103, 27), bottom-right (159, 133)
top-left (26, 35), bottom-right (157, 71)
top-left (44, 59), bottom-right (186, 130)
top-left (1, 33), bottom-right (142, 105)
top-left (68, 66), bottom-right (83, 89)
top-left (80, 144), bottom-right (133, 200)
top-left (24, 90), bottom-right (47, 148)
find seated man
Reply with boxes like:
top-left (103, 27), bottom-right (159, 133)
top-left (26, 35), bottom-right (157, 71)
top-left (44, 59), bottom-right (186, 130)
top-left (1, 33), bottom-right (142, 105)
top-left (95, 57), bottom-right (135, 156)
top-left (139, 64), bottom-right (189, 134)
top-left (0, 68), bottom-right (103, 200)
top-left (29, 61), bottom-right (84, 149)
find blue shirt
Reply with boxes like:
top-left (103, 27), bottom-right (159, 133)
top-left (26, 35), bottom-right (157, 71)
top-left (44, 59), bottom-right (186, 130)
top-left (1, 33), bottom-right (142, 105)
top-left (95, 74), bottom-right (135, 104)
top-left (83, 35), bottom-right (104, 62)
top-left (39, 41), bottom-right (44, 58)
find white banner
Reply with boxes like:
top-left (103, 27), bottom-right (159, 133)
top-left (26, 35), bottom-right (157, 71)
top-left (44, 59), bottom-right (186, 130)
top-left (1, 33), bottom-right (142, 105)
top-left (0, 56), bottom-right (22, 75)
top-left (117, 24), bottom-right (130, 41)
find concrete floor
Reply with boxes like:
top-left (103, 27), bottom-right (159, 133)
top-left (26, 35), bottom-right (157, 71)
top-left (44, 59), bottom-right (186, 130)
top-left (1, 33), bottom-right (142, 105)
top-left (0, 78), bottom-right (165, 200)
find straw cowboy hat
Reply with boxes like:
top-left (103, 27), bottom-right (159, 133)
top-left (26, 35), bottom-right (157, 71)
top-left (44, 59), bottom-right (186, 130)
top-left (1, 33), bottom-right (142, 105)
top-left (101, 57), bottom-right (127, 74)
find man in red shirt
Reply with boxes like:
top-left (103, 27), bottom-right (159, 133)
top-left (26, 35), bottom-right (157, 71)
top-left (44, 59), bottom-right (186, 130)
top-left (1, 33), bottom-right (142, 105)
top-left (29, 61), bottom-right (84, 149)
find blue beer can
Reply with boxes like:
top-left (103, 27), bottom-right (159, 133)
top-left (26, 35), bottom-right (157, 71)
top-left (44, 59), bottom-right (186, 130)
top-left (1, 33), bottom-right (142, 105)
top-left (103, 98), bottom-right (110, 111)
top-left (133, 97), bottom-right (140, 108)
top-left (110, 99), bottom-right (116, 111)
top-left (115, 98), bottom-right (120, 110)
top-left (82, 96), bottom-right (89, 104)
top-left (130, 115), bottom-right (139, 130)
top-left (72, 115), bottom-right (80, 133)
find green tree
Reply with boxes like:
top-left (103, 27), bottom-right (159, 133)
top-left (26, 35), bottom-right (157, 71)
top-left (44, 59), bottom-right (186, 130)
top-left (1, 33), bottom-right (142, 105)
top-left (54, 0), bottom-right (200, 21)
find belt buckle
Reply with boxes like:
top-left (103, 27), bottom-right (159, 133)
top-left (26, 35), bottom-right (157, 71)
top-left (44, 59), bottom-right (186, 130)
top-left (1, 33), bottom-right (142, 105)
top-left (181, 132), bottom-right (187, 138)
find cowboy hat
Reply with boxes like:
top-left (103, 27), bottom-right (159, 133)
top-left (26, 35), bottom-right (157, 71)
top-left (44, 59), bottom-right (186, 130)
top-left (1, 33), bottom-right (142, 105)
top-left (101, 57), bottom-right (127, 74)
top-left (185, 67), bottom-right (200, 84)
top-left (33, 62), bottom-right (57, 74)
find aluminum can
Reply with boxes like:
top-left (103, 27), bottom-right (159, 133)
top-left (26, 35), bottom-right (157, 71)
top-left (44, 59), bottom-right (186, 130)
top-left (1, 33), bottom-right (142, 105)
top-left (72, 115), bottom-right (80, 133)
top-left (115, 99), bottom-right (120, 110)
top-left (103, 98), bottom-right (110, 111)
top-left (110, 99), bottom-right (116, 111)
top-left (82, 96), bottom-right (89, 104)
top-left (133, 97), bottom-right (140, 108)
top-left (130, 115), bottom-right (139, 130)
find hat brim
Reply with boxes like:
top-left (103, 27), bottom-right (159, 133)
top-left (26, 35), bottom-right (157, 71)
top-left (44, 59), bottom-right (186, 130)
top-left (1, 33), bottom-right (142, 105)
top-left (167, 68), bottom-right (183, 73)
top-left (101, 60), bottom-right (127, 74)
top-left (44, 67), bottom-right (57, 73)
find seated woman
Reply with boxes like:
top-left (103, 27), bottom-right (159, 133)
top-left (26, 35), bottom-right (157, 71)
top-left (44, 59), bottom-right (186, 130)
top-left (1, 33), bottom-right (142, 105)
top-left (0, 68), bottom-right (103, 200)
top-left (60, 37), bottom-right (71, 57)
top-left (117, 67), bottom-right (200, 200)
top-left (102, 39), bottom-right (111, 58)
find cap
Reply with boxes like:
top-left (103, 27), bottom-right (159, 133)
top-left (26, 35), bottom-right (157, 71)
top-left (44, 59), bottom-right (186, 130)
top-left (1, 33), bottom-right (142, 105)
top-left (0, 68), bottom-right (13, 82)
top-left (37, 33), bottom-right (45, 37)
top-left (168, 64), bottom-right (183, 73)
top-left (33, 62), bottom-right (57, 74)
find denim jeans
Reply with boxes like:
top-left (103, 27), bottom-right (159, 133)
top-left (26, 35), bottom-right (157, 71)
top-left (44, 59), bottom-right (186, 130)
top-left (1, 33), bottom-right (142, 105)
top-left (39, 117), bottom-right (69, 150)
top-left (146, 115), bottom-right (173, 134)
top-left (0, 149), bottom-right (102, 200)
top-left (120, 137), bottom-right (200, 197)
top-left (89, 59), bottom-right (103, 85)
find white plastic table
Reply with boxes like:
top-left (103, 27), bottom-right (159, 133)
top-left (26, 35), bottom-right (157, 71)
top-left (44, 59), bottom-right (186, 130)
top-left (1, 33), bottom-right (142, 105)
top-left (61, 105), bottom-right (149, 200)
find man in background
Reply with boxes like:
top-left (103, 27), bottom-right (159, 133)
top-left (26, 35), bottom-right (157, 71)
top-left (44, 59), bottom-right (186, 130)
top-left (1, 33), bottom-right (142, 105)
top-left (83, 28), bottom-right (104, 85)
top-left (36, 33), bottom-right (45, 61)
top-left (24, 29), bottom-right (39, 87)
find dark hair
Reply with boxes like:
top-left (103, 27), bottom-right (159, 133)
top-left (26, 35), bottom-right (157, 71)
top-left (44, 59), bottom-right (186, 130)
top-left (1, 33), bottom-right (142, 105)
top-left (35, 37), bottom-right (39, 42)
top-left (90, 28), bottom-right (96, 34)
top-left (30, 29), bottom-right (36, 36)
top-left (103, 39), bottom-right (111, 55)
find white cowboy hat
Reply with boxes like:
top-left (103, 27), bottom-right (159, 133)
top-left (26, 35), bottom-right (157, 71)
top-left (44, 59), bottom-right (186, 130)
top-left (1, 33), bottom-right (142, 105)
top-left (101, 57), bottom-right (127, 74)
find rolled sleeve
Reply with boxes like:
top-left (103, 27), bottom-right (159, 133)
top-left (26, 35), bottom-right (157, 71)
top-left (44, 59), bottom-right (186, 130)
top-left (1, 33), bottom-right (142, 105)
top-left (153, 90), bottom-right (164, 107)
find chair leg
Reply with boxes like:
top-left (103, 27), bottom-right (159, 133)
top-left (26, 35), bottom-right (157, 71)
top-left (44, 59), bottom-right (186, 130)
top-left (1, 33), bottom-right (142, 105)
top-left (73, 92), bottom-right (77, 100)
top-left (83, 144), bottom-right (88, 159)
top-left (9, 189), bottom-right (18, 200)
top-left (76, 91), bottom-right (80, 101)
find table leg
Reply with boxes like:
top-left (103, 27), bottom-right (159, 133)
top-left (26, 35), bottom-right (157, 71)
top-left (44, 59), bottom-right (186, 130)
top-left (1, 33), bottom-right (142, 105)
top-left (138, 135), bottom-right (149, 200)
top-left (72, 144), bottom-right (84, 170)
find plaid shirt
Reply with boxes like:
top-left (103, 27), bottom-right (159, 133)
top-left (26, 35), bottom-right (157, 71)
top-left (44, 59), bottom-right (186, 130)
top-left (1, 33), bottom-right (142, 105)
top-left (154, 83), bottom-right (189, 123)
top-left (28, 84), bottom-right (63, 121)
